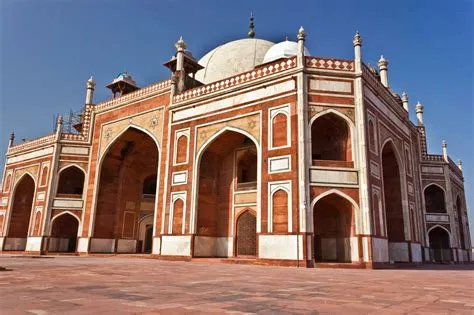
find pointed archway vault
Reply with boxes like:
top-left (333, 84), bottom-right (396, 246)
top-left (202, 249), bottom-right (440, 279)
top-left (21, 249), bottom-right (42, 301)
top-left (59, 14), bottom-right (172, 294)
top-left (193, 129), bottom-right (259, 258)
top-left (91, 127), bottom-right (159, 254)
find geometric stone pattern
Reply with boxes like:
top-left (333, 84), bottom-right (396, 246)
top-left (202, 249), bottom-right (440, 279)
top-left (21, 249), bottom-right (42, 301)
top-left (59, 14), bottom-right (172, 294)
top-left (0, 256), bottom-right (473, 314)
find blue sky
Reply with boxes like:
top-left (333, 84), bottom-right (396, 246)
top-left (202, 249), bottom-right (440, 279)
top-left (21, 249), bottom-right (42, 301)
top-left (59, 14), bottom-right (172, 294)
top-left (1, 1), bottom-right (473, 239)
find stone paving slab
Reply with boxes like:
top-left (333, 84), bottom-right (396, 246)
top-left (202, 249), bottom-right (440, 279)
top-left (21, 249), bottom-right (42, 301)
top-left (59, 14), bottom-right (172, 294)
top-left (0, 256), bottom-right (473, 314)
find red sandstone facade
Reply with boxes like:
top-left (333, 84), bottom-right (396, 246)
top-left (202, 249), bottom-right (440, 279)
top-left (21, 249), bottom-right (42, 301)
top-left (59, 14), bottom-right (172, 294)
top-left (0, 28), bottom-right (471, 267)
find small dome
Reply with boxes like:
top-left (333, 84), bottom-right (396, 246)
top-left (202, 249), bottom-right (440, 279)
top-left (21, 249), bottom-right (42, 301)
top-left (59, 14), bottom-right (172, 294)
top-left (262, 40), bottom-right (310, 64)
top-left (111, 71), bottom-right (137, 87)
top-left (195, 38), bottom-right (275, 84)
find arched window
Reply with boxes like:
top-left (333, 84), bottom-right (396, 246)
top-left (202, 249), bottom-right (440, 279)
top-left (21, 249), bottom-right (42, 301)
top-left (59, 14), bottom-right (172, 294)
top-left (272, 113), bottom-right (288, 147)
top-left (142, 174), bottom-right (157, 197)
top-left (405, 148), bottom-right (412, 175)
top-left (311, 113), bottom-right (352, 167)
top-left (40, 166), bottom-right (49, 186)
top-left (57, 166), bottom-right (85, 197)
top-left (4, 174), bottom-right (11, 192)
top-left (368, 119), bottom-right (376, 151)
top-left (372, 193), bottom-right (380, 236)
top-left (424, 185), bottom-right (446, 213)
top-left (456, 196), bottom-right (466, 249)
top-left (172, 198), bottom-right (184, 235)
top-left (33, 211), bottom-right (42, 236)
top-left (175, 135), bottom-right (188, 164)
top-left (272, 189), bottom-right (288, 233)
top-left (0, 214), bottom-right (4, 235)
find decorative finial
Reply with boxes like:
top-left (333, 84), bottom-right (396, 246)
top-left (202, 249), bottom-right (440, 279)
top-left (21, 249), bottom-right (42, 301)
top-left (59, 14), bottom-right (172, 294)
top-left (8, 131), bottom-right (14, 147)
top-left (297, 26), bottom-right (306, 40)
top-left (442, 140), bottom-right (447, 148)
top-left (87, 76), bottom-right (96, 88)
top-left (353, 31), bottom-right (362, 46)
top-left (57, 114), bottom-right (63, 125)
top-left (378, 55), bottom-right (388, 68)
top-left (175, 36), bottom-right (186, 51)
top-left (415, 101), bottom-right (424, 111)
top-left (457, 159), bottom-right (463, 171)
top-left (285, 35), bottom-right (288, 41)
top-left (248, 13), bottom-right (255, 38)
top-left (401, 92), bottom-right (408, 102)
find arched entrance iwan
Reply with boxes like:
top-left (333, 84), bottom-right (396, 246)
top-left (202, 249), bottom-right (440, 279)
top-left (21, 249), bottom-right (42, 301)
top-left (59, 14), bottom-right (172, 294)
top-left (91, 126), bottom-right (160, 254)
top-left (192, 128), bottom-right (259, 258)
top-left (4, 173), bottom-right (36, 251)
top-left (381, 140), bottom-right (408, 262)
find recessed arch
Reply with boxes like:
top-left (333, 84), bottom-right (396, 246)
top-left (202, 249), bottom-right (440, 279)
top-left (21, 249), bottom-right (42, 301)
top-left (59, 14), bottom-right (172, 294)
top-left (455, 195), bottom-right (466, 249)
top-left (235, 209), bottom-right (257, 257)
top-left (192, 125), bottom-right (260, 234)
top-left (192, 126), bottom-right (261, 258)
top-left (381, 140), bottom-right (406, 247)
top-left (56, 165), bottom-right (86, 197)
top-left (310, 188), bottom-right (360, 214)
top-left (137, 214), bottom-right (154, 253)
top-left (423, 183), bottom-right (447, 214)
top-left (312, 191), bottom-right (357, 263)
top-left (428, 225), bottom-right (452, 262)
top-left (49, 212), bottom-right (80, 253)
top-left (271, 188), bottom-right (289, 234)
top-left (100, 124), bottom-right (162, 161)
top-left (6, 172), bottom-right (36, 242)
top-left (90, 125), bottom-right (160, 254)
top-left (310, 109), bottom-right (355, 167)
top-left (51, 211), bottom-right (81, 226)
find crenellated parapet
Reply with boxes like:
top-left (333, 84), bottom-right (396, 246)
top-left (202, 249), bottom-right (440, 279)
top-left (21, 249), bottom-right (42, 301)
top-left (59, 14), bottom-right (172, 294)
top-left (305, 57), bottom-right (354, 72)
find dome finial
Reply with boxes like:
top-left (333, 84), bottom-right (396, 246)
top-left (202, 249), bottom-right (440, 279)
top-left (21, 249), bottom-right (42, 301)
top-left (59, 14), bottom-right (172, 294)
top-left (248, 12), bottom-right (255, 38)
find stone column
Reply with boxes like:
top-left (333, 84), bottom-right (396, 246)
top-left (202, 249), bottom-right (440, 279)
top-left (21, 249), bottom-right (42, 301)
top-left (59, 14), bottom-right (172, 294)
top-left (378, 55), bottom-right (389, 87)
top-left (85, 77), bottom-right (96, 105)
top-left (415, 102), bottom-right (424, 126)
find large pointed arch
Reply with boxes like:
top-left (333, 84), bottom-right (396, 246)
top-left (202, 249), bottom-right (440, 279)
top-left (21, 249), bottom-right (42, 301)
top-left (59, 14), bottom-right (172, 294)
top-left (4, 172), bottom-right (36, 250)
top-left (191, 125), bottom-right (261, 258)
top-left (88, 124), bottom-right (162, 238)
top-left (89, 125), bottom-right (161, 254)
top-left (381, 139), bottom-right (410, 262)
top-left (191, 125), bottom-right (261, 235)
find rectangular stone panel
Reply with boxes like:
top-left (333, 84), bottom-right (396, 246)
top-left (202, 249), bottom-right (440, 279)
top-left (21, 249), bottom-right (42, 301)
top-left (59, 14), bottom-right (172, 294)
top-left (7, 147), bottom-right (54, 164)
top-left (421, 166), bottom-right (444, 174)
top-left (161, 235), bottom-right (191, 256)
top-left (309, 168), bottom-right (358, 185)
top-left (268, 155), bottom-right (291, 173)
top-left (259, 235), bottom-right (303, 260)
top-left (61, 146), bottom-right (89, 155)
top-left (309, 79), bottom-right (352, 93)
top-left (234, 192), bottom-right (257, 205)
top-left (425, 214), bottom-right (449, 223)
top-left (52, 198), bottom-right (83, 209)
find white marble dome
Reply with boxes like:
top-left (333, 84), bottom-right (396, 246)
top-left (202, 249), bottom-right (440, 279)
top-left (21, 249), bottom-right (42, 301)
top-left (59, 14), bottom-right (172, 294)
top-left (195, 38), bottom-right (275, 84)
top-left (262, 40), bottom-right (310, 64)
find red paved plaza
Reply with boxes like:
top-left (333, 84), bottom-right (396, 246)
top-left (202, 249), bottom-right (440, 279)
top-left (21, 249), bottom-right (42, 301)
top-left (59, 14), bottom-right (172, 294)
top-left (0, 255), bottom-right (473, 314)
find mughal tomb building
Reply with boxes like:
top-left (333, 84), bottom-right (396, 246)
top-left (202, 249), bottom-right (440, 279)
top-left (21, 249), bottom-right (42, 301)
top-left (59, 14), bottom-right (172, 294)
top-left (0, 20), bottom-right (471, 267)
